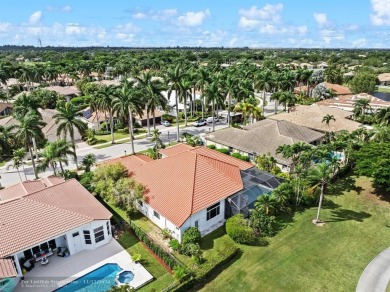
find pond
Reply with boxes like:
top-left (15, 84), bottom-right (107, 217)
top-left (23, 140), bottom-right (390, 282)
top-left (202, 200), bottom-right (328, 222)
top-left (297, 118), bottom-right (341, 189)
top-left (373, 92), bottom-right (390, 102)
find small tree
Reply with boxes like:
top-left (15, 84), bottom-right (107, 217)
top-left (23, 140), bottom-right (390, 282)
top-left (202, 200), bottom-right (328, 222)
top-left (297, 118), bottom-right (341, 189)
top-left (82, 154), bottom-right (96, 172)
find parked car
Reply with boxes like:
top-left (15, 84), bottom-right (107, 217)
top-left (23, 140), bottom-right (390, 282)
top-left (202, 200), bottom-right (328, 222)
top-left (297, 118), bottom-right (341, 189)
top-left (206, 116), bottom-right (219, 123)
top-left (161, 120), bottom-right (171, 127)
top-left (193, 119), bottom-right (207, 127)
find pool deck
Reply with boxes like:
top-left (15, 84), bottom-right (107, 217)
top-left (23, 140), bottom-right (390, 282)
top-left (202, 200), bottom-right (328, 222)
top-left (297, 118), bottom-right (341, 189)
top-left (15, 239), bottom-right (153, 291)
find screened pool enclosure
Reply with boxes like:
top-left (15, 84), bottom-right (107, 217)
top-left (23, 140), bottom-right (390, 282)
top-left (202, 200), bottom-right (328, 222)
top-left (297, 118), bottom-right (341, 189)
top-left (225, 168), bottom-right (283, 217)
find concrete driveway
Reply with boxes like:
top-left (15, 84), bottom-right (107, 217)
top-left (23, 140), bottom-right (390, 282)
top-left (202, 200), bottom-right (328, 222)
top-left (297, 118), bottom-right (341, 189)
top-left (356, 247), bottom-right (390, 292)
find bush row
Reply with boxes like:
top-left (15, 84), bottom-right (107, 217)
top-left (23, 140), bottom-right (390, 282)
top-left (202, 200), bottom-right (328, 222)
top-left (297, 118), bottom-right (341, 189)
top-left (231, 152), bottom-right (250, 162)
top-left (129, 220), bottom-right (182, 269)
top-left (173, 237), bottom-right (239, 291)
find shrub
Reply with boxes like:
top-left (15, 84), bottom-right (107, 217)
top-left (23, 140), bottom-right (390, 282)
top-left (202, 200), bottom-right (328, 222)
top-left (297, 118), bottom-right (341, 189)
top-left (182, 227), bottom-right (201, 245)
top-left (162, 114), bottom-right (175, 123)
top-left (249, 209), bottom-right (276, 237)
top-left (226, 214), bottom-right (255, 244)
top-left (161, 228), bottom-right (171, 239)
top-left (173, 265), bottom-right (188, 283)
top-left (207, 144), bottom-right (216, 149)
top-left (231, 152), bottom-right (250, 161)
top-left (216, 148), bottom-right (230, 155)
top-left (79, 171), bottom-right (95, 192)
top-left (169, 239), bottom-right (181, 251)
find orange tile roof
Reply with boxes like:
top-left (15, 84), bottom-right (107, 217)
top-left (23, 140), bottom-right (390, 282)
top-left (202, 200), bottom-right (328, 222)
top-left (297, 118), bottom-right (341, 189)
top-left (323, 82), bottom-right (352, 95)
top-left (0, 179), bottom-right (112, 257)
top-left (0, 176), bottom-right (65, 201)
top-left (0, 258), bottom-right (17, 278)
top-left (159, 143), bottom-right (194, 157)
top-left (104, 147), bottom-right (252, 226)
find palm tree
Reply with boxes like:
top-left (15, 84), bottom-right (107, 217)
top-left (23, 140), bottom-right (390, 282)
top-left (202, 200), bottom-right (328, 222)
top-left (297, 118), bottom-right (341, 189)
top-left (368, 125), bottom-right (390, 142)
top-left (8, 148), bottom-right (27, 181)
top-left (82, 154), bottom-right (96, 172)
top-left (233, 102), bottom-right (252, 126)
top-left (254, 195), bottom-right (277, 215)
top-left (194, 67), bottom-right (211, 119)
top-left (113, 80), bottom-right (144, 155)
top-left (307, 162), bottom-right (332, 223)
top-left (14, 113), bottom-right (46, 179)
top-left (0, 124), bottom-right (16, 156)
top-left (222, 70), bottom-right (239, 126)
top-left (151, 129), bottom-right (164, 151)
top-left (353, 98), bottom-right (371, 119)
top-left (278, 91), bottom-right (297, 112)
top-left (375, 107), bottom-right (390, 126)
top-left (52, 139), bottom-right (75, 175)
top-left (54, 102), bottom-right (87, 168)
top-left (255, 69), bottom-right (273, 113)
top-left (165, 64), bottom-right (187, 141)
top-left (97, 85), bottom-right (117, 143)
top-left (39, 142), bottom-right (60, 175)
top-left (205, 81), bottom-right (224, 132)
top-left (322, 114), bottom-right (336, 129)
top-left (13, 93), bottom-right (42, 119)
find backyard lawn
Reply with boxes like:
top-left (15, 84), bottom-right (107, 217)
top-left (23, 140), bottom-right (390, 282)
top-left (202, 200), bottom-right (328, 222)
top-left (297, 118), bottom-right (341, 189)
top-left (199, 176), bottom-right (390, 292)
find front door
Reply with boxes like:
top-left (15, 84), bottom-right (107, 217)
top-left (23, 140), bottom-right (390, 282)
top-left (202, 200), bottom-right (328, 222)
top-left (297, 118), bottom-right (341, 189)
top-left (72, 232), bottom-right (83, 254)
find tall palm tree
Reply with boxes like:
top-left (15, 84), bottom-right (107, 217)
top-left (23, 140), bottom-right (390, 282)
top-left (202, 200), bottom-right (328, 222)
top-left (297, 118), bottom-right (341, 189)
top-left (54, 102), bottom-right (87, 168)
top-left (375, 107), bottom-right (390, 126)
top-left (255, 69), bottom-right (273, 113)
top-left (97, 85), bottom-right (116, 143)
top-left (151, 129), bottom-right (164, 151)
top-left (113, 80), bottom-right (144, 155)
top-left (368, 125), bottom-right (390, 142)
top-left (0, 124), bottom-right (16, 157)
top-left (278, 91), bottom-right (297, 112)
top-left (52, 139), bottom-right (75, 175)
top-left (38, 142), bottom-right (60, 176)
top-left (165, 64), bottom-right (187, 141)
top-left (8, 148), bottom-right (27, 182)
top-left (307, 162), bottom-right (332, 223)
top-left (353, 98), bottom-right (371, 119)
top-left (205, 81), bottom-right (224, 132)
top-left (222, 70), bottom-right (239, 126)
top-left (13, 93), bottom-right (42, 119)
top-left (194, 67), bottom-right (211, 119)
top-left (14, 113), bottom-right (46, 179)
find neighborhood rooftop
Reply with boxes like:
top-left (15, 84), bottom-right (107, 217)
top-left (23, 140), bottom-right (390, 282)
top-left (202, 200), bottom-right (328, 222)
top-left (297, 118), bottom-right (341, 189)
top-left (104, 145), bottom-right (252, 227)
top-left (205, 119), bottom-right (324, 165)
top-left (271, 104), bottom-right (361, 132)
top-left (0, 179), bottom-right (112, 257)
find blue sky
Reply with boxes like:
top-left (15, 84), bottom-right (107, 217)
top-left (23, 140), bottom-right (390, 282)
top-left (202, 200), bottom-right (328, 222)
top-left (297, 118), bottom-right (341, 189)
top-left (0, 0), bottom-right (389, 48)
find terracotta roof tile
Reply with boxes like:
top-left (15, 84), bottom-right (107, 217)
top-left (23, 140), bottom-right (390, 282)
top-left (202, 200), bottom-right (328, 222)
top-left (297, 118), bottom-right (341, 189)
top-left (103, 147), bottom-right (250, 226)
top-left (0, 179), bottom-right (112, 257)
top-left (0, 258), bottom-right (17, 278)
top-left (159, 143), bottom-right (194, 157)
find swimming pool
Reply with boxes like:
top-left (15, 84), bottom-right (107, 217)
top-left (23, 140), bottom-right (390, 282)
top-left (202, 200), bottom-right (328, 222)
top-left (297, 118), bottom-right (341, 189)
top-left (56, 263), bottom-right (122, 292)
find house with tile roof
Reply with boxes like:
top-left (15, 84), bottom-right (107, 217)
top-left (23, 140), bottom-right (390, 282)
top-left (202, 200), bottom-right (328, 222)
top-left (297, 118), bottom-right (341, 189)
top-left (104, 145), bottom-right (282, 242)
top-left (204, 119), bottom-right (324, 171)
top-left (0, 178), bottom-right (112, 286)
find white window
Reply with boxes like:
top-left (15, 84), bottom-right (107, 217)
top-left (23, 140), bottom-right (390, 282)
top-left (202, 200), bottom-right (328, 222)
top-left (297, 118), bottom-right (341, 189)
top-left (106, 222), bottom-right (110, 235)
top-left (195, 220), bottom-right (199, 228)
top-left (94, 226), bottom-right (105, 243)
top-left (207, 202), bottom-right (220, 221)
top-left (154, 211), bottom-right (160, 219)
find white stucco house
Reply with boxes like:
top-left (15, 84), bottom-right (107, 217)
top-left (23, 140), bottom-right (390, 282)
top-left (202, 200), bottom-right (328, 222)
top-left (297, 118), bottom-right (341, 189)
top-left (0, 177), bottom-right (112, 290)
top-left (105, 144), bottom-right (282, 242)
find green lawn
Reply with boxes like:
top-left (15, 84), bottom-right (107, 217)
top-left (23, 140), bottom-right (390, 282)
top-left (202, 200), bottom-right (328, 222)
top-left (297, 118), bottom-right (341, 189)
top-left (102, 201), bottom-right (175, 291)
top-left (376, 87), bottom-right (390, 93)
top-left (95, 131), bottom-right (132, 142)
top-left (199, 176), bottom-right (390, 292)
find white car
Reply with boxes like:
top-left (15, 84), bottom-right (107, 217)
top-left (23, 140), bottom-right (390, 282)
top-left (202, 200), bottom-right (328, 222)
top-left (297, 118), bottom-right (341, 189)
top-left (193, 119), bottom-right (207, 127)
top-left (206, 116), bottom-right (219, 123)
top-left (161, 120), bottom-right (171, 127)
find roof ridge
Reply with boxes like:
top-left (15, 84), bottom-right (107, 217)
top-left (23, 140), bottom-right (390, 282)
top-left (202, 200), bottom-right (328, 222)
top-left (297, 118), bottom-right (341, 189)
top-left (277, 120), bottom-right (294, 144)
top-left (197, 154), bottom-right (243, 188)
top-left (21, 195), bottom-right (94, 221)
top-left (22, 178), bottom-right (71, 198)
top-left (190, 154), bottom-right (197, 213)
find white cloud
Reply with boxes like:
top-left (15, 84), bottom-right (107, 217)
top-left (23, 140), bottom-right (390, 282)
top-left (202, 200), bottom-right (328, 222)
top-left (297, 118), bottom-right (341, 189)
top-left (65, 23), bottom-right (81, 35)
top-left (132, 9), bottom-right (177, 21)
top-left (177, 9), bottom-right (210, 27)
top-left (29, 11), bottom-right (42, 25)
top-left (371, 0), bottom-right (390, 26)
top-left (0, 23), bottom-right (11, 33)
top-left (238, 17), bottom-right (259, 29)
top-left (113, 23), bottom-right (140, 34)
top-left (313, 13), bottom-right (327, 26)
top-left (352, 38), bottom-right (367, 47)
top-left (228, 37), bottom-right (238, 47)
top-left (239, 4), bottom-right (283, 24)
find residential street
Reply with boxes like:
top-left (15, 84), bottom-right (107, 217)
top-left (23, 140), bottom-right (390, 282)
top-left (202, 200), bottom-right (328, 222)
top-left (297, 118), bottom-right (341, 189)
top-left (0, 121), bottom-right (229, 187)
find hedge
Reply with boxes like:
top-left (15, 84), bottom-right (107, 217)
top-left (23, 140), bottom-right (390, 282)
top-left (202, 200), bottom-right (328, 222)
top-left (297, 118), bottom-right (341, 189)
top-left (231, 152), bottom-right (250, 161)
top-left (173, 238), bottom-right (238, 292)
top-left (216, 148), bottom-right (230, 155)
top-left (226, 214), bottom-right (256, 244)
top-left (207, 144), bottom-right (216, 149)
top-left (129, 220), bottom-right (183, 269)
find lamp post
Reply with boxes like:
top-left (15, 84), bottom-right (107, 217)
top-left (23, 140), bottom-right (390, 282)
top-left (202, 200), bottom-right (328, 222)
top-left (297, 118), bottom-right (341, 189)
top-left (124, 150), bottom-right (127, 156)
top-left (168, 131), bottom-right (170, 145)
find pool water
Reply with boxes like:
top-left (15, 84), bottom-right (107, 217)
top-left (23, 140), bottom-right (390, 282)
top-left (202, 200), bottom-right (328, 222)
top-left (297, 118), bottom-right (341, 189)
top-left (56, 263), bottom-right (121, 292)
top-left (118, 271), bottom-right (135, 284)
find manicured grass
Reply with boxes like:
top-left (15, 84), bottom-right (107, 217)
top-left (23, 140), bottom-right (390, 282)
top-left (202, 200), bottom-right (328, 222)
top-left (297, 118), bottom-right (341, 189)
top-left (376, 87), bottom-right (390, 93)
top-left (103, 200), bottom-right (175, 291)
top-left (95, 131), bottom-right (132, 142)
top-left (0, 159), bottom-right (10, 167)
top-left (200, 176), bottom-right (390, 292)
